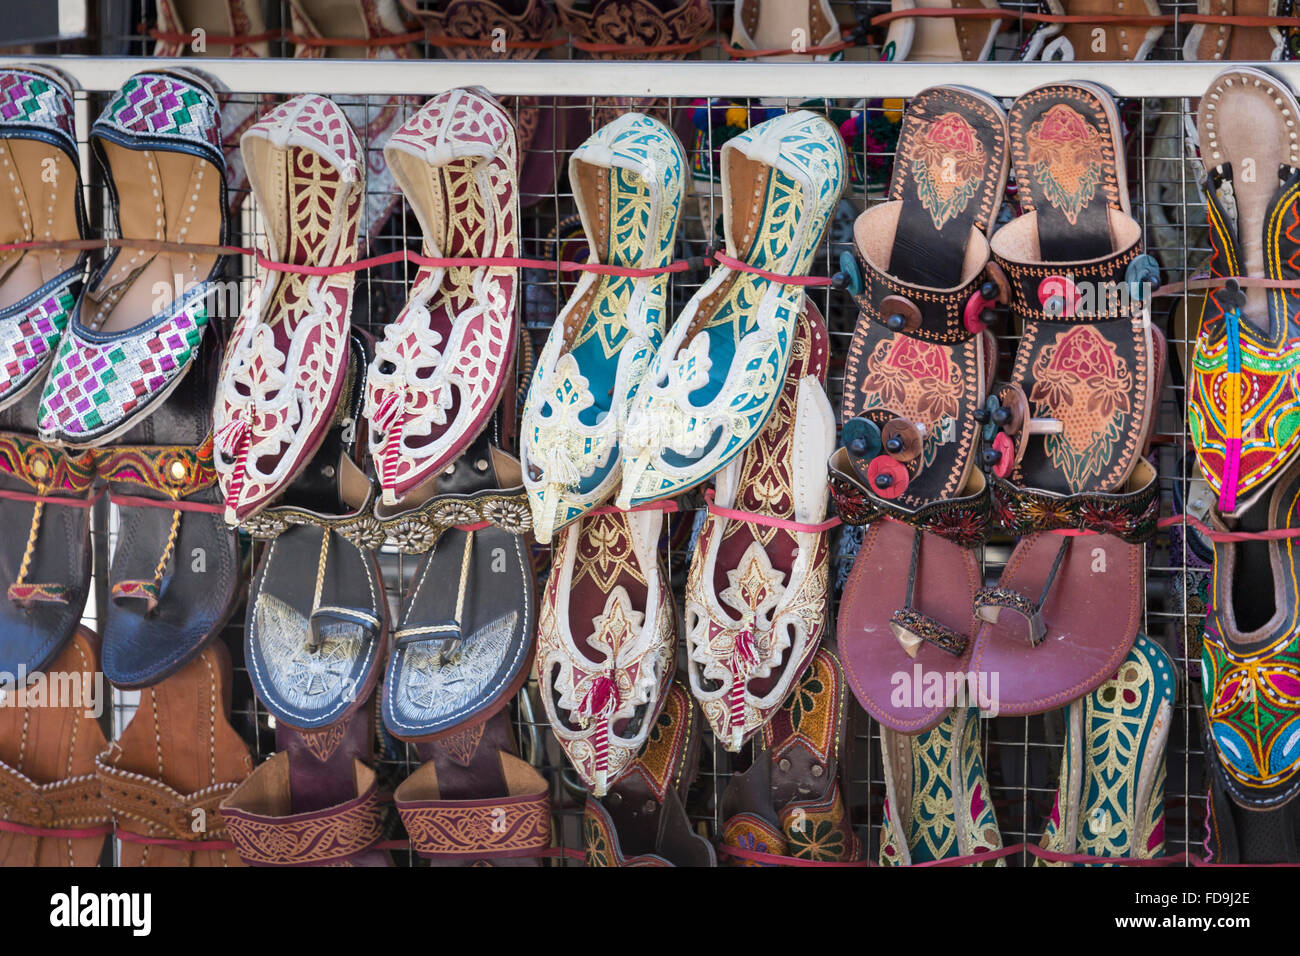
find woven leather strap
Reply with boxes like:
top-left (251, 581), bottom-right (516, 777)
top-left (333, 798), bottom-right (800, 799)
top-left (95, 753), bottom-right (236, 840)
top-left (0, 761), bottom-right (108, 828)
top-left (396, 789), bottom-right (551, 860)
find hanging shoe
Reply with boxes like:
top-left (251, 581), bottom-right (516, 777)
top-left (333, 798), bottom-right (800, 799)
top-left (214, 93), bottom-right (363, 524)
top-left (879, 0), bottom-right (1001, 62)
top-left (1183, 0), bottom-right (1289, 61)
top-left (1021, 0), bottom-right (1165, 61)
top-left (364, 88), bottom-right (519, 508)
top-left (37, 69), bottom-right (226, 448)
top-left (521, 112), bottom-right (687, 543)
top-left (618, 109), bottom-right (845, 509)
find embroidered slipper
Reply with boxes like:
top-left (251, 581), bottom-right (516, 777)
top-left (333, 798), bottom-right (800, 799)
top-left (1037, 634), bottom-right (1174, 865)
top-left (243, 336), bottom-right (387, 733)
top-left (1021, 0), bottom-right (1165, 61)
top-left (880, 0), bottom-right (1001, 62)
top-left (731, 0), bottom-right (840, 60)
top-left (36, 69), bottom-right (227, 448)
top-left (364, 88), bottom-right (519, 508)
top-left (972, 81), bottom-right (1161, 716)
top-left (0, 66), bottom-right (88, 412)
top-left (719, 646), bottom-right (859, 865)
top-left (878, 706), bottom-right (1003, 865)
top-left (1184, 0), bottom-right (1289, 61)
top-left (684, 301), bottom-right (834, 751)
top-left (96, 640), bottom-right (252, 866)
top-left (223, 702), bottom-right (392, 866)
top-left (833, 87), bottom-right (1007, 734)
top-left (0, 627), bottom-right (109, 867)
top-left (1188, 68), bottom-right (1300, 518)
top-left (617, 109), bottom-right (845, 509)
top-left (522, 112), bottom-right (687, 543)
top-left (395, 710), bottom-right (552, 865)
top-left (535, 507), bottom-right (677, 796)
top-left (381, 432), bottom-right (537, 741)
top-left (214, 93), bottom-right (363, 524)
top-left (584, 680), bottom-right (715, 867)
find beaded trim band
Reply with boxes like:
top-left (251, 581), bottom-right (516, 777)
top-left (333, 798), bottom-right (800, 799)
top-left (974, 587), bottom-right (1047, 647)
top-left (373, 487), bottom-right (534, 555)
top-left (829, 464), bottom-right (991, 548)
top-left (989, 462), bottom-right (1159, 544)
top-left (239, 486), bottom-right (386, 551)
top-left (95, 752), bottom-right (237, 842)
top-left (889, 607), bottom-right (969, 657)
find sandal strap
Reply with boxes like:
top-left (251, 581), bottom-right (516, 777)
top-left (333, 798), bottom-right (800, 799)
top-left (975, 587), bottom-right (1048, 648)
top-left (989, 462), bottom-right (1158, 543)
top-left (96, 437), bottom-right (217, 499)
top-left (0, 762), bottom-right (108, 829)
top-left (851, 247), bottom-right (1004, 344)
top-left (238, 487), bottom-right (387, 551)
top-left (373, 487), bottom-right (534, 554)
top-left (890, 607), bottom-right (969, 657)
top-left (95, 753), bottom-right (237, 841)
top-left (396, 788), bottom-right (551, 860)
top-left (0, 432), bottom-right (97, 495)
top-left (829, 461), bottom-right (991, 547)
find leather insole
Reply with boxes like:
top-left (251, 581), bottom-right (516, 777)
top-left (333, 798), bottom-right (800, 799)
top-left (0, 140), bottom-right (80, 310)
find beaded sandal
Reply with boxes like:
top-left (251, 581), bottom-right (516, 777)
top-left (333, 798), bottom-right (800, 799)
top-left (522, 112), bottom-right (687, 543)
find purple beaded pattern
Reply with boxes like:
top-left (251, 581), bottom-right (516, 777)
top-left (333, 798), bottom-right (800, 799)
top-left (0, 278), bottom-right (78, 407)
top-left (0, 69), bottom-right (76, 155)
top-left (93, 72), bottom-right (222, 158)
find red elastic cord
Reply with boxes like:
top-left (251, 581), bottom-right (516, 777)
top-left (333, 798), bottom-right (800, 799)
top-left (421, 34), bottom-right (569, 51)
top-left (108, 492), bottom-right (225, 514)
top-left (726, 37), bottom-right (856, 58)
top-left (712, 250), bottom-right (834, 287)
top-left (572, 37), bottom-right (715, 55)
top-left (113, 830), bottom-right (237, 851)
top-left (704, 488), bottom-right (840, 533)
top-left (1154, 274), bottom-right (1300, 297)
top-left (1044, 513), bottom-right (1300, 543)
top-left (452, 520), bottom-right (492, 533)
top-left (588, 500), bottom-right (680, 516)
top-left (0, 819), bottom-right (114, 839)
top-left (721, 840), bottom-right (1198, 867)
top-left (0, 487), bottom-right (101, 508)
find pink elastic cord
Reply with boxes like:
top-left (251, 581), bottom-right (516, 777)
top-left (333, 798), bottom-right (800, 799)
top-left (704, 489), bottom-right (840, 532)
top-left (0, 819), bottom-right (113, 839)
top-left (1154, 274), bottom-right (1300, 297)
top-left (452, 520), bottom-right (492, 533)
top-left (114, 831), bottom-right (236, 851)
top-left (711, 250), bottom-right (834, 287)
top-left (721, 840), bottom-right (1202, 867)
top-left (1046, 513), bottom-right (1300, 543)
top-left (109, 492), bottom-right (224, 514)
top-left (588, 500), bottom-right (680, 516)
top-left (0, 486), bottom-right (101, 508)
top-left (1219, 438), bottom-right (1242, 514)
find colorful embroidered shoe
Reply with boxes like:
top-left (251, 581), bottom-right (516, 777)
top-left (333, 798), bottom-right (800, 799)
top-left (584, 681), bottom-right (715, 867)
top-left (617, 109), bottom-right (845, 509)
top-left (878, 706), bottom-right (1003, 865)
top-left (521, 112), bottom-right (686, 543)
top-left (719, 646), bottom-right (859, 866)
top-left (880, 0), bottom-right (1001, 62)
top-left (37, 69), bottom-right (226, 448)
top-left (364, 88), bottom-right (519, 508)
top-left (731, 0), bottom-right (841, 61)
top-left (972, 82), bottom-right (1162, 716)
top-left (213, 93), bottom-right (362, 524)
top-left (535, 508), bottom-right (676, 796)
top-left (1021, 0), bottom-right (1164, 61)
top-left (1187, 68), bottom-right (1300, 518)
top-left (0, 67), bottom-right (88, 412)
top-left (684, 302), bottom-right (834, 751)
top-left (1037, 635), bottom-right (1174, 865)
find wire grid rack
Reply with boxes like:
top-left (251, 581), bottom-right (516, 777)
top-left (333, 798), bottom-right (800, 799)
top-left (16, 0), bottom-right (1251, 866)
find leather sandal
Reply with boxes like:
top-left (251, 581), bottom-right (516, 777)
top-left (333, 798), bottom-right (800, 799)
top-left (536, 507), bottom-right (676, 796)
top-left (834, 86), bottom-right (1008, 734)
top-left (730, 0), bottom-right (840, 61)
top-left (972, 81), bottom-right (1162, 716)
top-left (522, 112), bottom-right (687, 543)
top-left (1184, 0), bottom-right (1290, 60)
top-left (0, 627), bottom-right (109, 867)
top-left (719, 646), bottom-right (859, 865)
top-left (365, 88), bottom-right (519, 507)
top-left (97, 640), bottom-right (252, 866)
top-left (0, 66), bottom-right (88, 412)
top-left (214, 93), bottom-right (363, 524)
top-left (685, 301), bottom-right (834, 751)
top-left (1037, 634), bottom-right (1174, 865)
top-left (37, 69), bottom-right (227, 448)
top-left (1021, 0), bottom-right (1164, 61)
top-left (380, 432), bottom-right (537, 741)
top-left (584, 681), bottom-right (715, 866)
top-left (880, 0), bottom-right (1001, 62)
top-left (618, 109), bottom-right (845, 509)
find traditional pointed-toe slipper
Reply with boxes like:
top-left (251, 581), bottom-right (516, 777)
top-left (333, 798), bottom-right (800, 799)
top-left (223, 703), bottom-right (392, 866)
top-left (0, 627), bottom-right (109, 867)
top-left (684, 302), bottom-right (834, 751)
top-left (584, 681), bottom-right (715, 867)
top-left (618, 109), bottom-right (845, 509)
top-left (1187, 68), bottom-right (1300, 519)
top-left (0, 66), bottom-right (88, 413)
top-left (879, 0), bottom-right (1001, 62)
top-left (1020, 0), bottom-right (1164, 61)
top-left (878, 706), bottom-right (1003, 865)
top-left (214, 93), bottom-right (363, 525)
top-left (1183, 0), bottom-right (1288, 61)
top-left (971, 81), bottom-right (1162, 716)
top-left (521, 112), bottom-right (687, 544)
top-left (395, 710), bottom-right (552, 865)
top-left (719, 646), bottom-right (859, 865)
top-left (832, 86), bottom-right (1007, 734)
top-left (380, 432), bottom-right (536, 741)
top-left (535, 507), bottom-right (676, 796)
top-left (1036, 634), bottom-right (1174, 865)
top-left (36, 69), bottom-right (226, 448)
top-left (364, 88), bottom-right (519, 508)
top-left (731, 0), bottom-right (840, 60)
top-left (96, 640), bottom-right (252, 866)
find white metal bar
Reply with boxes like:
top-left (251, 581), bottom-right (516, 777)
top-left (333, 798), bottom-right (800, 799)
top-left (1, 55), bottom-right (1298, 99)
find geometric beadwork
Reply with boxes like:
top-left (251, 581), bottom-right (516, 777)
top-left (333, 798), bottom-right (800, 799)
top-left (0, 274), bottom-right (78, 410)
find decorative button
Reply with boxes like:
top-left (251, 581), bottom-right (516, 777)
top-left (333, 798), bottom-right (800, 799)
top-left (866, 455), bottom-right (908, 499)
top-left (841, 417), bottom-right (881, 460)
top-left (991, 432), bottom-right (1015, 478)
top-left (168, 460), bottom-right (187, 482)
top-left (880, 294), bottom-right (921, 333)
top-left (1038, 274), bottom-right (1081, 318)
top-left (881, 419), bottom-right (923, 463)
top-left (29, 457), bottom-right (48, 480)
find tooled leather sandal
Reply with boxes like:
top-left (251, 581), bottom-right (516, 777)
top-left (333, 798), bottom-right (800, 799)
top-left (395, 710), bottom-right (552, 866)
top-left (1036, 634), bottom-right (1174, 865)
top-left (0, 627), bottom-right (109, 867)
top-left (731, 0), bottom-right (840, 60)
top-left (684, 302), bottom-right (835, 752)
top-left (37, 69), bottom-right (227, 448)
top-left (0, 66), bottom-right (89, 412)
top-left (834, 86), bottom-right (1008, 734)
top-left (222, 703), bottom-right (392, 866)
top-left (618, 109), bottom-right (845, 509)
top-left (1020, 0), bottom-right (1165, 61)
top-left (522, 112), bottom-right (687, 543)
top-left (214, 93), bottom-right (363, 524)
top-left (1183, 0), bottom-right (1291, 61)
top-left (96, 640), bottom-right (253, 866)
top-left (719, 646), bottom-right (858, 865)
top-left (364, 88), bottom-right (519, 508)
top-left (380, 431), bottom-right (536, 741)
top-left (879, 0), bottom-right (1001, 62)
top-left (971, 81), bottom-right (1162, 716)
top-left (584, 681), bottom-right (714, 867)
